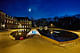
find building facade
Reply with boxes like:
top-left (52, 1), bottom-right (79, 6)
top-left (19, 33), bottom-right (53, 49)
top-left (0, 10), bottom-right (19, 30)
top-left (14, 17), bottom-right (32, 29)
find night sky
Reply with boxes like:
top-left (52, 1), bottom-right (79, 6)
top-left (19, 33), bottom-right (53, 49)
top-left (0, 0), bottom-right (80, 19)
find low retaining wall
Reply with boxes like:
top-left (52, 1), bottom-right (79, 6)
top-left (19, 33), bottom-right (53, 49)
top-left (41, 35), bottom-right (80, 48)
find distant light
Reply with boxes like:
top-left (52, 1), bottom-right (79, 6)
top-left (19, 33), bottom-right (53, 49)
top-left (28, 8), bottom-right (32, 12)
top-left (1, 24), bottom-right (5, 28)
top-left (18, 32), bottom-right (22, 35)
top-left (50, 31), bottom-right (53, 34)
top-left (54, 31), bottom-right (60, 33)
top-left (39, 26), bottom-right (43, 30)
top-left (44, 26), bottom-right (48, 30)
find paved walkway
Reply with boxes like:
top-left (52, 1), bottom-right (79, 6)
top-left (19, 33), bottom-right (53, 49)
top-left (0, 29), bottom-right (80, 53)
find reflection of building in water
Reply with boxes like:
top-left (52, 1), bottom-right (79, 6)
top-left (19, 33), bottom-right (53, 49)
top-left (14, 17), bottom-right (32, 29)
top-left (0, 10), bottom-right (19, 30)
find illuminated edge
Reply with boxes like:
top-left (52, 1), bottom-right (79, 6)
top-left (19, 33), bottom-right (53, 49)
top-left (9, 34), bottom-right (15, 40)
top-left (41, 35), bottom-right (80, 47)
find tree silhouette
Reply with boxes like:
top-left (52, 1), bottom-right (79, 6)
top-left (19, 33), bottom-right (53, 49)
top-left (54, 16), bottom-right (80, 30)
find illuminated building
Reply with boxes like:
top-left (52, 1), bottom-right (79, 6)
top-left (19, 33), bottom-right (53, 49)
top-left (14, 17), bottom-right (32, 29)
top-left (0, 10), bottom-right (19, 30)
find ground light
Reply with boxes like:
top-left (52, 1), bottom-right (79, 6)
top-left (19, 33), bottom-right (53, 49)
top-left (50, 31), bottom-right (53, 34)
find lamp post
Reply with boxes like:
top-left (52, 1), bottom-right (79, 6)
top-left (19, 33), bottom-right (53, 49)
top-left (28, 8), bottom-right (34, 27)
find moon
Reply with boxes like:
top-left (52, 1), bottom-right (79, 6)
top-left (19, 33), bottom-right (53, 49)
top-left (28, 8), bottom-right (32, 12)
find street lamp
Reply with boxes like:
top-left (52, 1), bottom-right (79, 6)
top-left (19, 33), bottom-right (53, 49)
top-left (44, 26), bottom-right (48, 30)
top-left (50, 23), bottom-right (53, 27)
top-left (50, 31), bottom-right (53, 34)
top-left (1, 24), bottom-right (5, 28)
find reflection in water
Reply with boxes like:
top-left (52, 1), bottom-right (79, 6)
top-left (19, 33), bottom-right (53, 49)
top-left (10, 28), bottom-right (31, 40)
top-left (38, 29), bottom-right (79, 42)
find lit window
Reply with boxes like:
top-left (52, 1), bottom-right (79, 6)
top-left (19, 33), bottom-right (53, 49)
top-left (27, 26), bottom-right (28, 28)
top-left (22, 26), bottom-right (24, 28)
top-left (12, 21), bottom-right (13, 23)
top-left (5, 20), bottom-right (6, 22)
top-left (27, 23), bottom-right (28, 24)
top-left (7, 20), bottom-right (8, 23)
top-left (9, 21), bottom-right (12, 23)
top-left (29, 21), bottom-right (32, 24)
top-left (25, 26), bottom-right (26, 28)
top-left (16, 22), bottom-right (17, 24)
